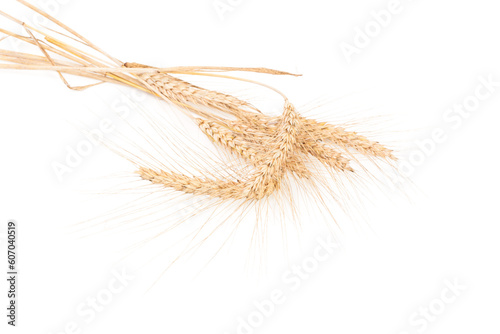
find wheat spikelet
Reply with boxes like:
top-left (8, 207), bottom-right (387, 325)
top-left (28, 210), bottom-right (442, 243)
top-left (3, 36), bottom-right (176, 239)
top-left (197, 118), bottom-right (258, 161)
top-left (230, 115), bottom-right (395, 161)
top-left (246, 100), bottom-right (300, 199)
top-left (197, 118), bottom-right (312, 178)
top-left (225, 115), bottom-right (360, 172)
top-left (301, 118), bottom-right (395, 159)
top-left (124, 62), bottom-right (259, 120)
top-left (298, 138), bottom-right (354, 172)
top-left (137, 167), bottom-right (246, 200)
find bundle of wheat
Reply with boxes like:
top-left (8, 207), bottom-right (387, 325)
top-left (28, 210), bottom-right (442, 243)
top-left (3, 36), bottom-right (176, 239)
top-left (0, 2), bottom-right (400, 256)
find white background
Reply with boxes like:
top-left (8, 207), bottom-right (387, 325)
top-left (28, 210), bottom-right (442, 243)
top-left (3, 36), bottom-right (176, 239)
top-left (1, 0), bottom-right (500, 333)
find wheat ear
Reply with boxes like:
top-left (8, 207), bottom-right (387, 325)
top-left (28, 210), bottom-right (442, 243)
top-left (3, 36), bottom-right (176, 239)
top-left (301, 119), bottom-right (395, 160)
top-left (197, 118), bottom-right (312, 179)
top-left (246, 100), bottom-right (300, 199)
